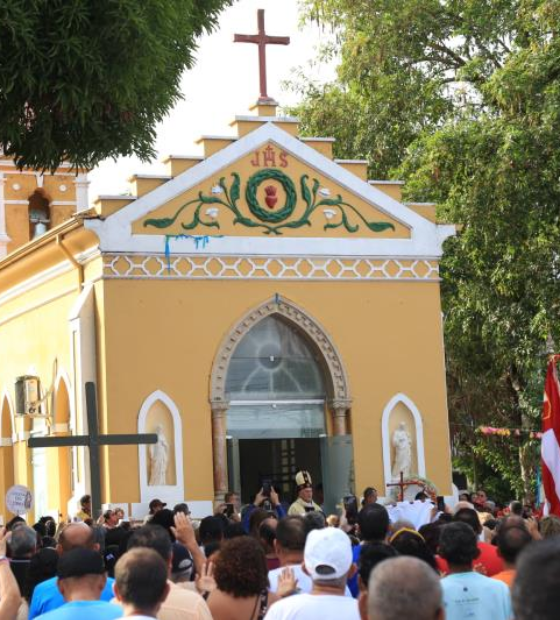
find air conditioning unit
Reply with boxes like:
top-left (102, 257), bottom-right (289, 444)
top-left (15, 376), bottom-right (46, 417)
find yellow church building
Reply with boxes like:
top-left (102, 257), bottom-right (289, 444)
top-left (0, 98), bottom-right (455, 522)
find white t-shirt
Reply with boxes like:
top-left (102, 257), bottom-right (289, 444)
top-left (268, 565), bottom-right (313, 594)
top-left (264, 594), bottom-right (360, 620)
top-left (268, 565), bottom-right (352, 597)
top-left (441, 571), bottom-right (512, 620)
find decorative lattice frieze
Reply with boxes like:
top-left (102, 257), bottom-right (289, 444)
top-left (103, 254), bottom-right (439, 281)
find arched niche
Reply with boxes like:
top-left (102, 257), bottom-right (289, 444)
top-left (381, 393), bottom-right (426, 488)
top-left (28, 189), bottom-right (51, 240)
top-left (0, 392), bottom-right (15, 518)
top-left (138, 391), bottom-right (184, 503)
top-left (0, 389), bottom-right (14, 445)
top-left (49, 374), bottom-right (73, 519)
top-left (54, 371), bottom-right (73, 430)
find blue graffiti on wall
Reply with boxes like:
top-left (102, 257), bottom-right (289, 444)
top-left (164, 234), bottom-right (224, 271)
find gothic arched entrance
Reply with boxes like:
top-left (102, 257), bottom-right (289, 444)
top-left (210, 296), bottom-right (352, 505)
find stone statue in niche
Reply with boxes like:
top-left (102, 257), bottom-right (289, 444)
top-left (391, 422), bottom-right (413, 479)
top-left (148, 424), bottom-right (169, 486)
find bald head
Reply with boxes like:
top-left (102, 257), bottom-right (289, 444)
top-left (361, 557), bottom-right (442, 620)
top-left (501, 515), bottom-right (525, 528)
top-left (58, 523), bottom-right (95, 554)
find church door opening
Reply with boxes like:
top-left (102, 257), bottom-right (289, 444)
top-left (224, 316), bottom-right (328, 505)
top-left (231, 438), bottom-right (322, 505)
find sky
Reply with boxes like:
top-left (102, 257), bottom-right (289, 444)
top-left (88, 0), bottom-right (337, 201)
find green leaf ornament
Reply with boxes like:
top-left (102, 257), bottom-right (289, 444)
top-left (143, 173), bottom-right (395, 236)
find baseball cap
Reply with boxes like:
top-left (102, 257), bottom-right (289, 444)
top-left (57, 548), bottom-right (105, 579)
top-left (149, 499), bottom-right (167, 511)
top-left (304, 527), bottom-right (352, 580)
top-left (171, 542), bottom-right (194, 579)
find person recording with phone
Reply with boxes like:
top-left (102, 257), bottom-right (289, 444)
top-left (242, 483), bottom-right (287, 533)
top-left (214, 491), bottom-right (241, 523)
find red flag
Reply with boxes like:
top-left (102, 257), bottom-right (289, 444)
top-left (541, 355), bottom-right (560, 516)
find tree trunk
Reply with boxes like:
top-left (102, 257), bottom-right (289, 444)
top-left (507, 364), bottom-right (538, 503)
top-left (519, 441), bottom-right (536, 504)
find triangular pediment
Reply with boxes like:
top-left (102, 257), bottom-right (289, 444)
top-left (87, 123), bottom-right (454, 257)
top-left (133, 141), bottom-right (408, 239)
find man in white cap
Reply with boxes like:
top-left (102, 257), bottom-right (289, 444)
top-left (288, 471), bottom-right (321, 516)
top-left (264, 527), bottom-right (359, 619)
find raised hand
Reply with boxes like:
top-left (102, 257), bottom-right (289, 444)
top-left (254, 488), bottom-right (266, 506)
top-left (196, 560), bottom-right (217, 596)
top-left (214, 502), bottom-right (227, 515)
top-left (276, 566), bottom-right (298, 598)
top-left (526, 517), bottom-right (542, 540)
top-left (171, 512), bottom-right (197, 549)
top-left (270, 487), bottom-right (280, 507)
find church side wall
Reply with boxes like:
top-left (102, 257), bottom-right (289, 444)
top-left (0, 268), bottom-right (80, 520)
top-left (100, 277), bottom-right (452, 505)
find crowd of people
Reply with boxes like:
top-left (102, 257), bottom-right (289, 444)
top-left (0, 472), bottom-right (559, 619)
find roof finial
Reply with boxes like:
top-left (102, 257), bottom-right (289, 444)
top-left (234, 9), bottom-right (290, 104)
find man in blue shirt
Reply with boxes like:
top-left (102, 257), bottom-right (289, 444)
top-left (242, 486), bottom-right (287, 533)
top-left (29, 523), bottom-right (115, 619)
top-left (439, 522), bottom-right (512, 620)
top-left (35, 547), bottom-right (122, 619)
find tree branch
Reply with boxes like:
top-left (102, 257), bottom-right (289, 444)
top-left (497, 38), bottom-right (511, 54)
top-left (428, 41), bottom-right (468, 69)
top-left (475, 40), bottom-right (504, 70)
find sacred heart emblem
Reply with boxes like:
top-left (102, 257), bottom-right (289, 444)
top-left (264, 185), bottom-right (278, 209)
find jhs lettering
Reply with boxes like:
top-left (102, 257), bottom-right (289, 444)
top-left (250, 145), bottom-right (289, 168)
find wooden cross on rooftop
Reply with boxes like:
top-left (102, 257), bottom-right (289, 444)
top-left (234, 9), bottom-right (290, 103)
top-left (28, 382), bottom-right (157, 519)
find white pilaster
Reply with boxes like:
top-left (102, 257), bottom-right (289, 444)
top-left (68, 284), bottom-right (97, 510)
top-left (0, 173), bottom-right (12, 258)
top-left (74, 173), bottom-right (90, 212)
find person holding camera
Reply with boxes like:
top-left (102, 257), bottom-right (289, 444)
top-left (242, 484), bottom-right (287, 533)
top-left (214, 492), bottom-right (241, 522)
top-left (288, 471), bottom-right (322, 516)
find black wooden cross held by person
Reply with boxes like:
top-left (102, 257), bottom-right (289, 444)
top-left (28, 381), bottom-right (157, 518)
top-left (234, 9), bottom-right (290, 103)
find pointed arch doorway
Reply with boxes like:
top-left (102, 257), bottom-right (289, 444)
top-left (210, 297), bottom-right (354, 510)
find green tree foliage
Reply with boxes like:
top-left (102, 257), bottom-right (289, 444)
top-left (292, 0), bottom-right (525, 177)
top-left (0, 0), bottom-right (233, 171)
top-left (294, 0), bottom-right (560, 500)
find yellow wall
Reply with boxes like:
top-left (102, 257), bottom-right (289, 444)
top-left (0, 257), bottom-right (86, 519)
top-left (99, 277), bottom-right (452, 503)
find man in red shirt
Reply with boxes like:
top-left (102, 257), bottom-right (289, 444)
top-left (436, 508), bottom-right (504, 576)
